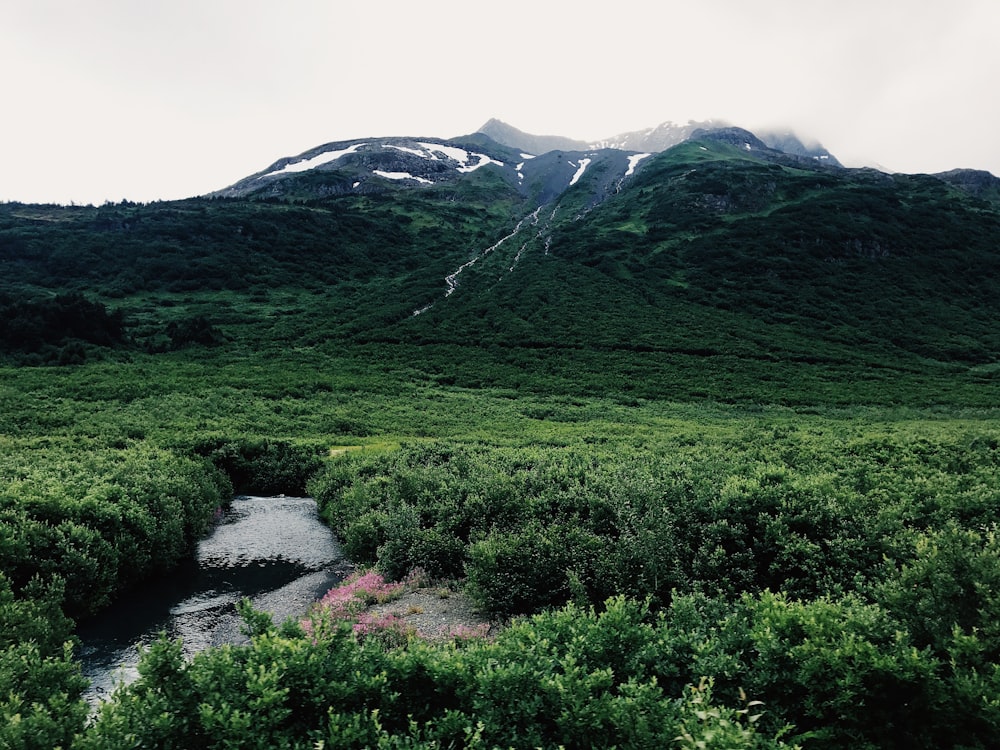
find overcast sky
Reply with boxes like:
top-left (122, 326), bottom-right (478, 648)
top-left (2, 1), bottom-right (998, 205)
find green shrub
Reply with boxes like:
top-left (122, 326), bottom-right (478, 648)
top-left (197, 438), bottom-right (325, 495)
top-left (675, 677), bottom-right (796, 750)
top-left (342, 514), bottom-right (386, 565)
top-left (0, 575), bottom-right (87, 750)
top-left (737, 592), bottom-right (941, 749)
top-left (465, 522), bottom-right (602, 615)
top-left (875, 523), bottom-right (1000, 658)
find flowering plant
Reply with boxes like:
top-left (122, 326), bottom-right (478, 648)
top-left (303, 569), bottom-right (413, 643)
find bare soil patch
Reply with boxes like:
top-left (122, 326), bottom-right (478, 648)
top-left (366, 588), bottom-right (497, 642)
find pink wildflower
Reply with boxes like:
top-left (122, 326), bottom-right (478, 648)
top-left (317, 570), bottom-right (403, 617)
top-left (352, 611), bottom-right (404, 635)
top-left (303, 569), bottom-right (409, 639)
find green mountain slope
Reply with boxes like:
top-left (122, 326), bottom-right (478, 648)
top-left (367, 137), bottom-right (1000, 402)
top-left (2, 133), bottom-right (999, 404)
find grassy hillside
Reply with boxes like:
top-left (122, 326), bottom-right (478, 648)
top-left (4, 137), bottom-right (999, 403)
top-left (378, 139), bottom-right (1000, 404)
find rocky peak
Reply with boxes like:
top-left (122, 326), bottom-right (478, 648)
top-left (690, 127), bottom-right (771, 152)
top-left (476, 119), bottom-right (587, 156)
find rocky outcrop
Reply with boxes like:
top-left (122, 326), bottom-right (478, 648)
top-left (935, 168), bottom-right (1000, 200)
top-left (477, 118), bottom-right (587, 155)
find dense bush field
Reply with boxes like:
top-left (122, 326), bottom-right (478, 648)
top-left (4, 373), bottom-right (1000, 747)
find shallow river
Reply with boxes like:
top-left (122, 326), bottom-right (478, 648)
top-left (76, 495), bottom-right (348, 707)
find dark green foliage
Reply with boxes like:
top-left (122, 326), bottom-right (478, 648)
top-left (0, 575), bottom-right (88, 750)
top-left (194, 438), bottom-right (326, 495)
top-left (0, 444), bottom-right (232, 616)
top-left (733, 593), bottom-right (940, 749)
top-left (466, 523), bottom-right (591, 615)
top-left (0, 192), bottom-right (516, 300)
top-left (0, 444), bottom-right (230, 745)
top-left (75, 592), bottom-right (1000, 749)
top-left (309, 430), bottom-right (1000, 614)
top-left (0, 292), bottom-right (125, 364)
top-left (295, 424), bottom-right (1000, 744)
top-left (874, 523), bottom-right (1000, 659)
top-left (165, 315), bottom-right (225, 349)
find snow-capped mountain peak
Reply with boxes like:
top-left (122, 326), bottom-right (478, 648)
top-left (213, 117), bottom-right (843, 202)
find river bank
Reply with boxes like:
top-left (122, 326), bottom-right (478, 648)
top-left (76, 494), bottom-right (496, 708)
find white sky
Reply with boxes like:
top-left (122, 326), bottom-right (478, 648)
top-left (2, 0), bottom-right (998, 205)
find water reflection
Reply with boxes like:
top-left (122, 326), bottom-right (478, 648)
top-left (76, 496), bottom-right (348, 706)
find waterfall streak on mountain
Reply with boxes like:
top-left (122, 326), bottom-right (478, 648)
top-left (444, 207), bottom-right (542, 297)
top-left (509, 243), bottom-right (529, 273)
top-left (543, 206), bottom-right (559, 254)
top-left (508, 209), bottom-right (560, 274)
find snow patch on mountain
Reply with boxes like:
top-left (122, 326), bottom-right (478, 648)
top-left (374, 170), bottom-right (433, 184)
top-left (569, 158), bottom-right (592, 186)
top-left (615, 153), bottom-right (653, 193)
top-left (260, 143), bottom-right (367, 178)
top-left (418, 143), bottom-right (503, 172)
top-left (459, 153), bottom-right (504, 173)
top-left (258, 140), bottom-right (504, 185)
top-left (419, 142), bottom-right (468, 162)
top-left (625, 153), bottom-right (651, 177)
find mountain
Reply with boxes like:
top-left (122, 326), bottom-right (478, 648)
top-left (3, 126), bottom-right (1000, 404)
top-left (212, 120), bottom-right (839, 209)
top-left (211, 132), bottom-right (655, 216)
top-left (934, 168), bottom-right (1000, 205)
top-left (214, 117), bottom-right (842, 205)
top-left (477, 118), bottom-right (588, 154)
top-left (589, 118), bottom-right (726, 152)
top-left (480, 117), bottom-right (843, 166)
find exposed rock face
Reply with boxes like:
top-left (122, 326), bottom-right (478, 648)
top-left (477, 118), bottom-right (842, 167)
top-left (590, 119), bottom-right (726, 152)
top-left (756, 129), bottom-right (843, 167)
top-left (690, 126), bottom-right (772, 152)
top-left (477, 118), bottom-right (587, 155)
top-left (935, 168), bottom-right (1000, 199)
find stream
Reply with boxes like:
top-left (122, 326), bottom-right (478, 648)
top-left (75, 495), bottom-right (349, 707)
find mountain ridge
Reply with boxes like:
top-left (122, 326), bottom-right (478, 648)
top-left (210, 132), bottom-right (650, 212)
top-left (479, 117), bottom-right (843, 167)
top-left (210, 123), bottom-right (843, 212)
top-left (213, 118), bottom-right (1000, 209)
